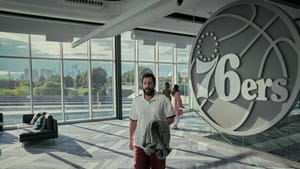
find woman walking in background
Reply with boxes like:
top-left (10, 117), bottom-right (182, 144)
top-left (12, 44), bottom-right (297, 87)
top-left (171, 84), bottom-right (183, 129)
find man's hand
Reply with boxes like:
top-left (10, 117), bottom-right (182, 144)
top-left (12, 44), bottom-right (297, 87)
top-left (129, 120), bottom-right (137, 150)
top-left (166, 116), bottom-right (174, 125)
top-left (129, 139), bottom-right (134, 151)
top-left (129, 120), bottom-right (137, 151)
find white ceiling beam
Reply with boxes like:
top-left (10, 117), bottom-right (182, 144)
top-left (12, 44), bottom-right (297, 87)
top-left (72, 0), bottom-right (180, 47)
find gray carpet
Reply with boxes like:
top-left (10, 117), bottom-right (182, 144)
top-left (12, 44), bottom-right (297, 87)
top-left (0, 112), bottom-right (299, 169)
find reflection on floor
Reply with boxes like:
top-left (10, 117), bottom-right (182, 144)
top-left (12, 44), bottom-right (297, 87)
top-left (0, 112), bottom-right (299, 169)
top-left (203, 109), bottom-right (300, 163)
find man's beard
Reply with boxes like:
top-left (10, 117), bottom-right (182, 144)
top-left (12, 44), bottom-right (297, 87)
top-left (143, 88), bottom-right (155, 96)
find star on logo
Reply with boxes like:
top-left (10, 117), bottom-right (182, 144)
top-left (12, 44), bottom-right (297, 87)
top-left (196, 32), bottom-right (220, 62)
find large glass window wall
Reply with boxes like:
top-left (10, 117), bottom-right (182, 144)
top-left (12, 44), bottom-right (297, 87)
top-left (121, 62), bottom-right (135, 116)
top-left (158, 63), bottom-right (173, 90)
top-left (0, 31), bottom-right (191, 126)
top-left (121, 32), bottom-right (136, 116)
top-left (0, 32), bottom-right (29, 57)
top-left (120, 32), bottom-right (191, 113)
top-left (32, 59), bottom-right (62, 120)
top-left (31, 35), bottom-right (60, 58)
top-left (63, 60), bottom-right (89, 121)
top-left (0, 32), bottom-right (116, 125)
top-left (91, 61), bottom-right (114, 118)
top-left (0, 58), bottom-right (31, 125)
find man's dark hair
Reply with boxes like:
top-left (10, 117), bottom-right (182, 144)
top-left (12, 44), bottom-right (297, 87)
top-left (142, 73), bottom-right (156, 86)
top-left (165, 82), bottom-right (170, 88)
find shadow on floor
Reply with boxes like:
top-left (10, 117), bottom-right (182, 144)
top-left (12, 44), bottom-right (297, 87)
top-left (23, 134), bottom-right (93, 158)
top-left (0, 131), bottom-right (18, 144)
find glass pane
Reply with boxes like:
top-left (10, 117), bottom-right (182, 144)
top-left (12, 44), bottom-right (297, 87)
top-left (0, 32), bottom-right (29, 57)
top-left (121, 32), bottom-right (135, 61)
top-left (121, 62), bottom-right (135, 116)
top-left (285, 106), bottom-right (300, 161)
top-left (91, 61), bottom-right (114, 118)
top-left (31, 35), bottom-right (60, 58)
top-left (32, 59), bottom-right (62, 121)
top-left (158, 42), bottom-right (174, 62)
top-left (0, 58), bottom-right (30, 125)
top-left (177, 64), bottom-right (189, 106)
top-left (177, 45), bottom-right (191, 63)
top-left (91, 38), bottom-right (113, 60)
top-left (138, 40), bottom-right (155, 62)
top-left (63, 60), bottom-right (89, 121)
top-left (63, 38), bottom-right (87, 59)
top-left (138, 63), bottom-right (154, 94)
top-left (158, 63), bottom-right (173, 91)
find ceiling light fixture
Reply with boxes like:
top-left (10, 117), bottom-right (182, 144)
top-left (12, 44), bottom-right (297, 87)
top-left (177, 0), bottom-right (184, 6)
top-left (131, 30), bottom-right (193, 48)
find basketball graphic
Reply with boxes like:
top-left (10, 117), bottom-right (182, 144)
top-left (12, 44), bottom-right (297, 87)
top-left (189, 0), bottom-right (300, 136)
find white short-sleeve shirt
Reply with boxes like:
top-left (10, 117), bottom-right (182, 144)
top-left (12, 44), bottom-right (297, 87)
top-left (129, 92), bottom-right (175, 148)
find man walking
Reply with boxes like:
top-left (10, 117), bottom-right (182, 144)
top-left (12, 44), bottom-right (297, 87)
top-left (129, 73), bottom-right (175, 169)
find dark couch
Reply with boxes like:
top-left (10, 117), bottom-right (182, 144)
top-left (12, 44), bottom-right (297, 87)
top-left (19, 114), bottom-right (58, 144)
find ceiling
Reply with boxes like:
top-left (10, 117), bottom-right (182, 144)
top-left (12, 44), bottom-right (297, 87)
top-left (0, 0), bottom-right (300, 46)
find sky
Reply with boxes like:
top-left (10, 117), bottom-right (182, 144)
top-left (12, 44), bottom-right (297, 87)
top-left (0, 31), bottom-right (190, 80)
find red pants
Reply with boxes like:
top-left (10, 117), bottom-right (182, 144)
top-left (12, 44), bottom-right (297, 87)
top-left (133, 146), bottom-right (166, 169)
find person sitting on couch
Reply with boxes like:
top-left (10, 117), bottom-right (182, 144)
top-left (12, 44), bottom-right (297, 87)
top-left (30, 112), bottom-right (41, 125)
top-left (30, 112), bottom-right (47, 130)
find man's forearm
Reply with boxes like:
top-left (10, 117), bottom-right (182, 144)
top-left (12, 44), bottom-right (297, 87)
top-left (129, 120), bottom-right (137, 141)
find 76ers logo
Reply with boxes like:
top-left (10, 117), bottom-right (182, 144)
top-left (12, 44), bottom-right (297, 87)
top-left (189, 0), bottom-right (300, 136)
